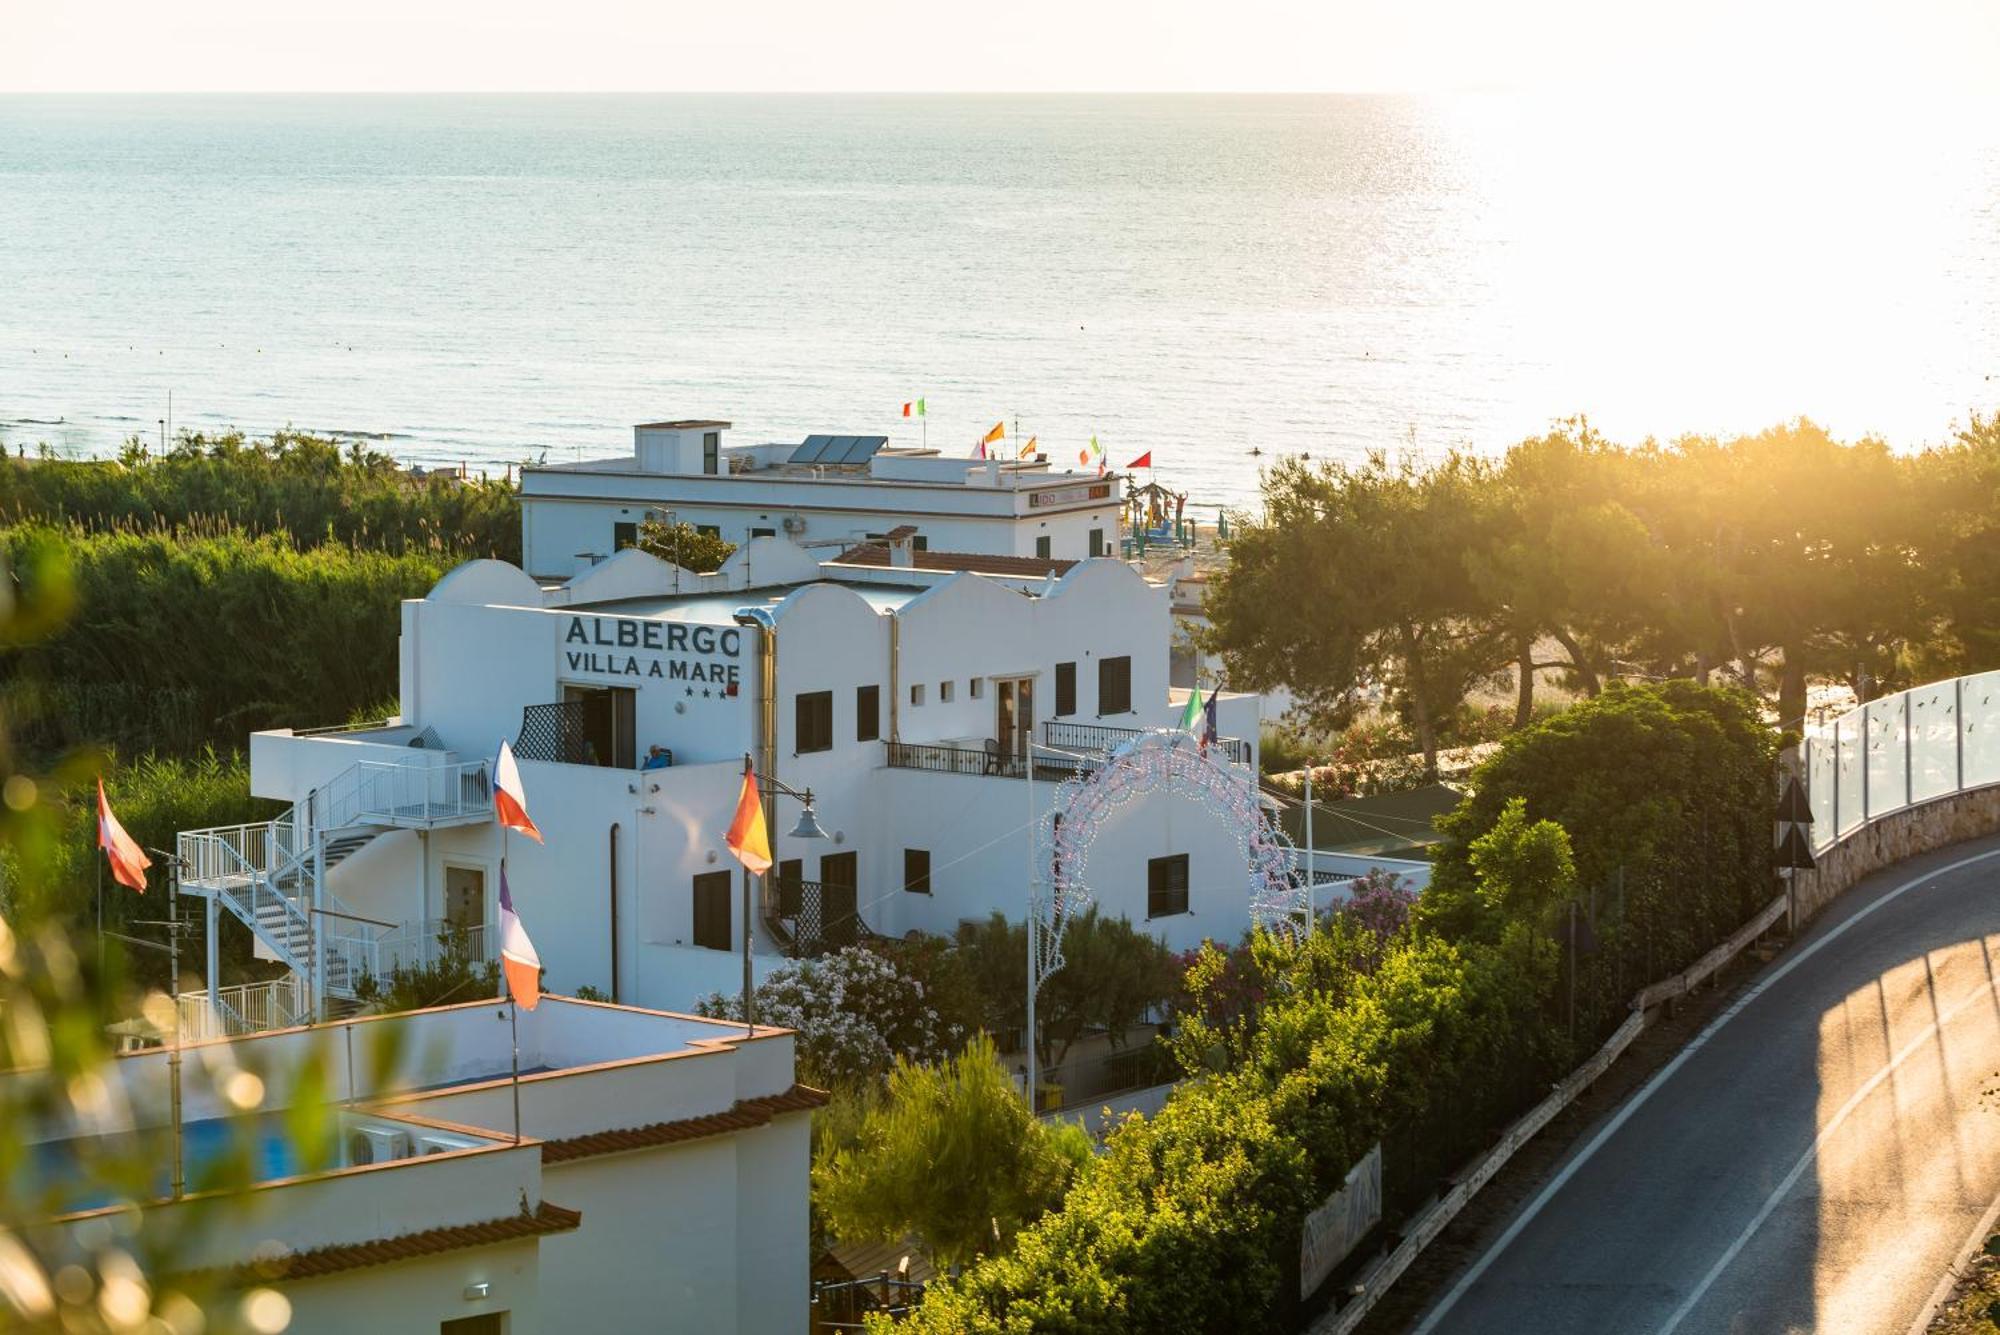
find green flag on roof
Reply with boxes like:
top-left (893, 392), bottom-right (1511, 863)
top-left (1178, 685), bottom-right (1205, 732)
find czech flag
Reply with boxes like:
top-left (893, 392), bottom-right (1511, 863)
top-left (498, 864), bottom-right (541, 1011)
top-left (726, 759), bottom-right (772, 874)
top-left (1128, 451), bottom-right (1153, 470)
top-left (493, 740), bottom-right (543, 843)
top-left (97, 777), bottom-right (151, 892)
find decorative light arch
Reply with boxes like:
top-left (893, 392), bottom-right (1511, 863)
top-left (1032, 728), bottom-right (1306, 989)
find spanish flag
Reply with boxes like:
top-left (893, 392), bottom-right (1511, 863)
top-left (982, 422), bottom-right (1005, 446)
top-left (1019, 436), bottom-right (1038, 460)
top-left (726, 759), bottom-right (772, 874)
top-left (97, 777), bottom-right (151, 893)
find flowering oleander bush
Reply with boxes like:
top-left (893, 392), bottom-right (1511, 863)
top-left (695, 946), bottom-right (964, 1086)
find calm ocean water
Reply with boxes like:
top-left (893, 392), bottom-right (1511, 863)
top-left (3, 94), bottom-right (1997, 512)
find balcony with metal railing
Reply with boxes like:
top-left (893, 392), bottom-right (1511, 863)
top-left (884, 720), bottom-right (1250, 780)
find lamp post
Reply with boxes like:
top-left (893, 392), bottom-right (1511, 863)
top-left (111, 848), bottom-right (195, 1199)
top-left (740, 760), bottom-right (828, 1034)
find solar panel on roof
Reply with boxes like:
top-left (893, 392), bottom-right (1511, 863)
top-left (831, 435), bottom-right (889, 464)
top-left (789, 434), bottom-right (888, 465)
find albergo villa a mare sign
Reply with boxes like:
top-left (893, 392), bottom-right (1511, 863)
top-left (563, 614), bottom-right (742, 691)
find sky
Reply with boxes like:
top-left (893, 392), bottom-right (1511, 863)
top-left (6, 0), bottom-right (1999, 94)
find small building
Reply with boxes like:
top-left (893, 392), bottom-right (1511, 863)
top-left (519, 420), bottom-right (1123, 579)
top-left (176, 535), bottom-right (1266, 1022)
top-left (25, 997), bottom-right (819, 1334)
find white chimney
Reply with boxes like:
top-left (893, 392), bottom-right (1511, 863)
top-left (887, 530), bottom-right (916, 569)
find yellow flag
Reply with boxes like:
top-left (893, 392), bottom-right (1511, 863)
top-left (1020, 436), bottom-right (1038, 459)
top-left (982, 421), bottom-right (1005, 445)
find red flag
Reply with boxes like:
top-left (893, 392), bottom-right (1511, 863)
top-left (725, 760), bottom-right (772, 874)
top-left (97, 777), bottom-right (151, 892)
top-left (1128, 451), bottom-right (1152, 470)
top-left (902, 402), bottom-right (913, 417)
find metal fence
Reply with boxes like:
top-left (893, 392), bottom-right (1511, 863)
top-left (884, 741), bottom-right (1091, 781)
top-left (1803, 669), bottom-right (2000, 851)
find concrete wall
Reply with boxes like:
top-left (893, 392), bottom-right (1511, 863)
top-left (520, 483), bottom-right (1119, 577)
top-left (1795, 786), bottom-right (2000, 921)
top-left (282, 1237), bottom-right (543, 1335)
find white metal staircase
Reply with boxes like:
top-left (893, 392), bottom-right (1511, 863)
top-left (177, 758), bottom-right (491, 1021)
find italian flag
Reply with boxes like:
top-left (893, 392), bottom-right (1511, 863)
top-left (1178, 685), bottom-right (1205, 733)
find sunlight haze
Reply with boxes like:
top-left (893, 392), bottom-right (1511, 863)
top-left (7, 0), bottom-right (1999, 93)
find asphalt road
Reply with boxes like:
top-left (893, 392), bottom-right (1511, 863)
top-left (1415, 833), bottom-right (2000, 1335)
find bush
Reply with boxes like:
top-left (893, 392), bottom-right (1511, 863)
top-left (1, 525), bottom-right (446, 758)
top-left (0, 430), bottom-right (519, 561)
top-left (354, 929), bottom-right (500, 1014)
top-left (694, 947), bottom-right (964, 1086)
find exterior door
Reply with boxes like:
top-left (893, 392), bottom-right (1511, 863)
top-left (819, 851), bottom-right (858, 949)
top-left (996, 678), bottom-right (1035, 761)
top-left (444, 865), bottom-right (486, 935)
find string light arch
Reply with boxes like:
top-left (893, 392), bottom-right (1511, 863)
top-left (1033, 728), bottom-right (1306, 989)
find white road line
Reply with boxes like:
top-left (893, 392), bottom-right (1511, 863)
top-left (1654, 972), bottom-right (1999, 1334)
top-left (1904, 1182), bottom-right (2000, 1335)
top-left (1413, 844), bottom-right (2000, 1335)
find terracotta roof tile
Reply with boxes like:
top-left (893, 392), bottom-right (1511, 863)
top-left (831, 542), bottom-right (1079, 579)
top-left (543, 1084), bottom-right (830, 1164)
top-left (194, 1201), bottom-right (582, 1284)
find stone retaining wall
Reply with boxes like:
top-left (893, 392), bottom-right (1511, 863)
top-left (1795, 788), bottom-right (2000, 921)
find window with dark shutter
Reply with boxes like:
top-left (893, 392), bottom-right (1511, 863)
top-left (856, 685), bottom-right (880, 742)
top-left (795, 690), bottom-right (833, 753)
top-left (1055, 662), bottom-right (1076, 717)
top-left (1147, 854), bottom-right (1189, 918)
top-left (904, 849), bottom-right (931, 895)
top-left (692, 871), bottom-right (732, 950)
top-left (1098, 656), bottom-right (1132, 715)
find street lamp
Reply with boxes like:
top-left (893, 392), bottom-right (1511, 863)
top-left (740, 760), bottom-right (826, 1034)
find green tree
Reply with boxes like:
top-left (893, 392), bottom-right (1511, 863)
top-left (816, 1035), bottom-right (1091, 1269)
top-left (955, 909), bottom-right (1182, 1068)
top-left (1467, 796), bottom-right (1577, 928)
top-left (1206, 451), bottom-right (1510, 775)
top-left (636, 517), bottom-right (736, 572)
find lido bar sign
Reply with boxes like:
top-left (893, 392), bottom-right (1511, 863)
top-left (563, 615), bottom-right (742, 690)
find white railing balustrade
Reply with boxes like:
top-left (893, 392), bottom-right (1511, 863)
top-left (1804, 668), bottom-right (2000, 852)
top-left (176, 975), bottom-right (309, 1042)
top-left (311, 759), bottom-right (490, 832)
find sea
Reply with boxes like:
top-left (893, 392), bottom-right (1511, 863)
top-left (3, 93), bottom-right (1998, 513)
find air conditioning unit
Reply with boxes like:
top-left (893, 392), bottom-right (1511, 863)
top-left (781, 514), bottom-right (808, 535)
top-left (419, 1133), bottom-right (480, 1156)
top-left (348, 1126), bottom-right (415, 1166)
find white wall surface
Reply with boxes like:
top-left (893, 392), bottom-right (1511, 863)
top-left (282, 1238), bottom-right (543, 1335)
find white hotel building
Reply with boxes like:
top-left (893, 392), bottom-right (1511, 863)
top-left (517, 420), bottom-right (1124, 580)
top-left (176, 530), bottom-right (1272, 1023)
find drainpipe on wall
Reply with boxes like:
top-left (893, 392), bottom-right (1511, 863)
top-left (733, 607), bottom-right (782, 936)
top-left (608, 822), bottom-right (621, 1002)
top-left (888, 615), bottom-right (901, 743)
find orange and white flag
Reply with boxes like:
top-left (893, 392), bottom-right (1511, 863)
top-left (725, 759), bottom-right (772, 874)
top-left (97, 777), bottom-right (151, 892)
top-left (498, 864), bottom-right (541, 1011)
top-left (493, 740), bottom-right (543, 843)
